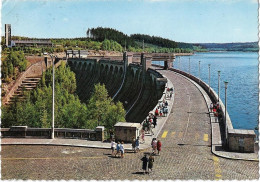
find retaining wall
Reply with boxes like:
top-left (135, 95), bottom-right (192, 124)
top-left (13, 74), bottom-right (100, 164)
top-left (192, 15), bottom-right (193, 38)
top-left (1, 126), bottom-right (105, 141)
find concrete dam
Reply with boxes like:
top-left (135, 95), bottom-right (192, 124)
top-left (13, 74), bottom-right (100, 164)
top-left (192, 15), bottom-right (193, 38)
top-left (67, 53), bottom-right (166, 123)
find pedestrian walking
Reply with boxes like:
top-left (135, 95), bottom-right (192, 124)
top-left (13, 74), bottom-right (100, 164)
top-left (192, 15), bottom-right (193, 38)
top-left (111, 139), bottom-right (116, 155)
top-left (143, 122), bottom-right (148, 133)
top-left (157, 140), bottom-right (162, 155)
top-left (170, 91), bottom-right (173, 98)
top-left (210, 103), bottom-right (213, 112)
top-left (165, 100), bottom-right (168, 106)
top-left (132, 137), bottom-right (136, 153)
top-left (163, 106), bottom-right (168, 117)
top-left (136, 137), bottom-right (140, 152)
top-left (152, 138), bottom-right (157, 154)
top-left (116, 141), bottom-right (121, 157)
top-left (148, 154), bottom-right (154, 173)
top-left (120, 141), bottom-right (125, 158)
top-left (153, 116), bottom-right (157, 128)
top-left (140, 129), bottom-right (145, 143)
top-left (141, 154), bottom-right (148, 174)
top-left (159, 101), bottom-right (163, 108)
top-left (148, 121), bottom-right (151, 134)
top-left (155, 108), bottom-right (159, 117)
top-left (160, 107), bottom-right (163, 117)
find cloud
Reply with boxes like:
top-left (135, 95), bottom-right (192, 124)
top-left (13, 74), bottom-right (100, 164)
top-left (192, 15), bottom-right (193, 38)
top-left (63, 17), bottom-right (69, 22)
top-left (250, 0), bottom-right (258, 3)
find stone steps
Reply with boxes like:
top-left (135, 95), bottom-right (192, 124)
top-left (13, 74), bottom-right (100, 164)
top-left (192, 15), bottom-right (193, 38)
top-left (7, 76), bottom-right (41, 105)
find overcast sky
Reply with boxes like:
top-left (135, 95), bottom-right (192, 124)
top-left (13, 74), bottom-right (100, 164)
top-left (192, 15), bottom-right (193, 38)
top-left (1, 0), bottom-right (259, 43)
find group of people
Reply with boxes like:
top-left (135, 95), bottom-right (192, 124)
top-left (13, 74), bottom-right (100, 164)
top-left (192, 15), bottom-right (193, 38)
top-left (110, 87), bottom-right (170, 162)
top-left (140, 138), bottom-right (162, 174)
top-left (151, 137), bottom-right (162, 155)
top-left (210, 102), bottom-right (221, 117)
top-left (141, 154), bottom-right (155, 174)
top-left (111, 140), bottom-right (125, 158)
top-left (155, 99), bottom-right (169, 117)
top-left (142, 114), bottom-right (157, 135)
top-left (166, 87), bottom-right (174, 99)
top-left (131, 137), bottom-right (140, 153)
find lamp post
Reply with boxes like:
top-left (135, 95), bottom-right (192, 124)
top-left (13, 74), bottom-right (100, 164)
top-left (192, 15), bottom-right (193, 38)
top-left (198, 61), bottom-right (201, 83)
top-left (208, 64), bottom-right (211, 92)
top-left (224, 81), bottom-right (228, 146)
top-left (218, 71), bottom-right (221, 102)
top-left (189, 57), bottom-right (190, 75)
top-left (179, 56), bottom-right (181, 70)
top-left (51, 55), bottom-right (55, 139)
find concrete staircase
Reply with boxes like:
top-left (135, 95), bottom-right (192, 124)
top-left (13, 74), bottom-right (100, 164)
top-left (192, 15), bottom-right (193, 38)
top-left (8, 76), bottom-right (41, 104)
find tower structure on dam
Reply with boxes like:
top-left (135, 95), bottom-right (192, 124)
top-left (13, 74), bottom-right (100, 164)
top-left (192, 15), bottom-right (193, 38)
top-left (5, 24), bottom-right (11, 47)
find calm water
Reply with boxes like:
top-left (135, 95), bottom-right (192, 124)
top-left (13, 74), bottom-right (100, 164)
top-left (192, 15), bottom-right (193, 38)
top-left (153, 52), bottom-right (259, 132)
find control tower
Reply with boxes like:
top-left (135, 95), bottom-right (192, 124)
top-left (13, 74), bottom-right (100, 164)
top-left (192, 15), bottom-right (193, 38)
top-left (5, 24), bottom-right (11, 47)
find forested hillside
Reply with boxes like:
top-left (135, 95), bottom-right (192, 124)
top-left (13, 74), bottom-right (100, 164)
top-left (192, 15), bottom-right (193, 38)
top-left (87, 27), bottom-right (194, 53)
top-left (87, 27), bottom-right (136, 48)
top-left (195, 42), bottom-right (258, 52)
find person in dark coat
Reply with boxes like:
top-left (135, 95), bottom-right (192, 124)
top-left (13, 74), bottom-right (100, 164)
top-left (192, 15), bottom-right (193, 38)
top-left (148, 154), bottom-right (155, 173)
top-left (141, 154), bottom-right (148, 174)
top-left (153, 116), bottom-right (157, 128)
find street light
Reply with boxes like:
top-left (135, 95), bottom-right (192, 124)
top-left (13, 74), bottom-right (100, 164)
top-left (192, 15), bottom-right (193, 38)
top-left (189, 57), bottom-right (190, 75)
top-left (224, 81), bottom-right (228, 145)
top-left (50, 54), bottom-right (55, 139)
top-left (198, 61), bottom-right (201, 83)
top-left (208, 64), bottom-right (211, 92)
top-left (218, 71), bottom-right (221, 102)
top-left (179, 56), bottom-right (181, 70)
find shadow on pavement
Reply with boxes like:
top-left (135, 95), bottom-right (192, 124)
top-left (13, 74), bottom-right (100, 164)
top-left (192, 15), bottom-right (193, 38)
top-left (215, 146), bottom-right (224, 151)
top-left (103, 153), bottom-right (111, 156)
top-left (132, 172), bottom-right (145, 175)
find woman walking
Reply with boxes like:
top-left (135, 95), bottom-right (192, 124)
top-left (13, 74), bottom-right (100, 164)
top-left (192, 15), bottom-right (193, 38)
top-left (148, 154), bottom-right (155, 174)
top-left (111, 139), bottom-right (116, 155)
top-left (152, 138), bottom-right (157, 155)
top-left (141, 129), bottom-right (145, 143)
top-left (120, 141), bottom-right (125, 158)
top-left (157, 140), bottom-right (162, 155)
top-left (135, 137), bottom-right (140, 152)
top-left (115, 141), bottom-right (121, 157)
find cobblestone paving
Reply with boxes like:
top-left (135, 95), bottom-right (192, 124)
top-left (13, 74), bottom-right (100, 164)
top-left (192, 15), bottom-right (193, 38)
top-left (1, 69), bottom-right (259, 180)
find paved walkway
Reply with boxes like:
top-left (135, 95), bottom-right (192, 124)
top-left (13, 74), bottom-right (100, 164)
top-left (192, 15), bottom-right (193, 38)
top-left (166, 70), bottom-right (258, 161)
top-left (1, 68), bottom-right (258, 162)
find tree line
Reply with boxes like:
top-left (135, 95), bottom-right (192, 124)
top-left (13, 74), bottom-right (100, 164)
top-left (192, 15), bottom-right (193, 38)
top-left (131, 34), bottom-right (178, 49)
top-left (1, 62), bottom-right (126, 131)
top-left (87, 27), bottom-right (136, 48)
top-left (87, 27), bottom-right (194, 52)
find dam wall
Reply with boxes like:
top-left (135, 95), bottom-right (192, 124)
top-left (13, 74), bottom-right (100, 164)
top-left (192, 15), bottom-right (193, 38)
top-left (67, 55), bottom-right (165, 124)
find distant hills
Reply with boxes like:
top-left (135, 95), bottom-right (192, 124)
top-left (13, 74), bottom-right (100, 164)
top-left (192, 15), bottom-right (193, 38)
top-left (193, 42), bottom-right (259, 52)
top-left (6, 27), bottom-right (258, 52)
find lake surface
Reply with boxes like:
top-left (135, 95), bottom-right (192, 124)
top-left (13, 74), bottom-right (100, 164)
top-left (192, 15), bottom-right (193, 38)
top-left (153, 52), bottom-right (259, 132)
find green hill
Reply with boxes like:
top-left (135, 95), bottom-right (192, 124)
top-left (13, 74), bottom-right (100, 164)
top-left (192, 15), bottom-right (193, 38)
top-left (194, 42), bottom-right (258, 52)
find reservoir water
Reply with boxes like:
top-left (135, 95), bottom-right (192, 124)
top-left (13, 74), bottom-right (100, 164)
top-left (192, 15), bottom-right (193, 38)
top-left (153, 52), bottom-right (258, 133)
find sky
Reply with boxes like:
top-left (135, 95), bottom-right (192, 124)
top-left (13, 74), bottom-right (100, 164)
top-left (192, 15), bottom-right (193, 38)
top-left (1, 0), bottom-right (259, 43)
